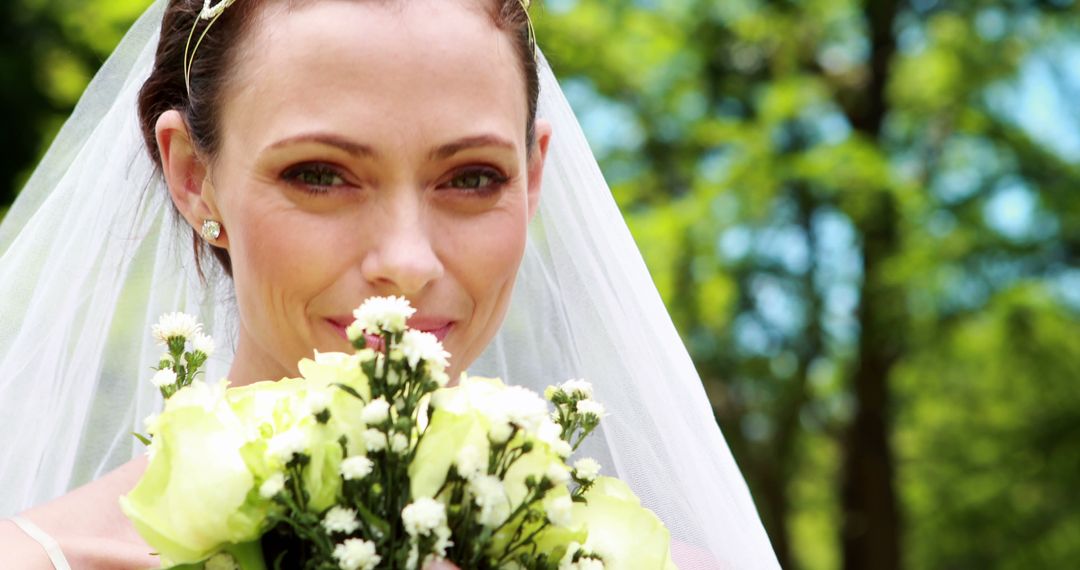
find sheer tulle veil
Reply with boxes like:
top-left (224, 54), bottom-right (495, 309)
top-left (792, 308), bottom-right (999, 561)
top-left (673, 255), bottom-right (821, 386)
top-left (0, 1), bottom-right (779, 567)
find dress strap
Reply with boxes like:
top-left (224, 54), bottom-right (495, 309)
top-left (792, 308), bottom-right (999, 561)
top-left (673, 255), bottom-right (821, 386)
top-left (8, 516), bottom-right (72, 570)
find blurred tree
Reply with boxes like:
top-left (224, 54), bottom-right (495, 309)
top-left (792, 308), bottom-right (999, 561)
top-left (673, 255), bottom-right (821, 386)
top-left (0, 0), bottom-right (150, 206)
top-left (534, 1), bottom-right (1080, 569)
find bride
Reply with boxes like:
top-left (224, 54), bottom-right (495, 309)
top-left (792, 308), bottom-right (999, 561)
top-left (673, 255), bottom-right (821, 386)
top-left (0, 0), bottom-right (779, 568)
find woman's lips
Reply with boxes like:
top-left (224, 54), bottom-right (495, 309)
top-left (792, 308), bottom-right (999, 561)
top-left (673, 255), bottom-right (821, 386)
top-left (325, 317), bottom-right (455, 344)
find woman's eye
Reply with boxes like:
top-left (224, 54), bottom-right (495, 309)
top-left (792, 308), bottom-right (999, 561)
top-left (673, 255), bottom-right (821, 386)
top-left (445, 168), bottom-right (509, 192)
top-left (282, 164), bottom-right (347, 192)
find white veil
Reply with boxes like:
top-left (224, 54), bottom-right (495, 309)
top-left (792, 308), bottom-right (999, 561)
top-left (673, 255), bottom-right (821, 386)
top-left (0, 2), bottom-right (779, 567)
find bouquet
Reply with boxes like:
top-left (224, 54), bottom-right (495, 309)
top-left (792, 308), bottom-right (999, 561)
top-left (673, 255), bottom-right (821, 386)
top-left (121, 297), bottom-right (676, 569)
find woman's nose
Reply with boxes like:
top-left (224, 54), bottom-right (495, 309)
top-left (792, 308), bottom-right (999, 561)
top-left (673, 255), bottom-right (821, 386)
top-left (359, 197), bottom-right (444, 296)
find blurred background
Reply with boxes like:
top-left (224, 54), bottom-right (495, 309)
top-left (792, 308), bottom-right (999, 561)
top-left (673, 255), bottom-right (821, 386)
top-left (3, 0), bottom-right (1079, 568)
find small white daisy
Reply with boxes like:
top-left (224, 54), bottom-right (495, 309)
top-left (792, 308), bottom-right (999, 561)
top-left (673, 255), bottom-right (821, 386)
top-left (322, 506), bottom-right (360, 534)
top-left (259, 473), bottom-right (286, 499)
top-left (332, 538), bottom-right (381, 570)
top-left (152, 312), bottom-right (201, 344)
top-left (150, 368), bottom-right (177, 388)
top-left (340, 456), bottom-right (374, 481)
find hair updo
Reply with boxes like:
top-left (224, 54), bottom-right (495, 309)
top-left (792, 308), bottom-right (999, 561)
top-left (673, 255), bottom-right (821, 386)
top-left (137, 0), bottom-right (541, 277)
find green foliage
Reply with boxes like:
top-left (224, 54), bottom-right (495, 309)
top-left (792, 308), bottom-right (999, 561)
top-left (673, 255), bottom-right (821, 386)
top-left (535, 1), bottom-right (1080, 569)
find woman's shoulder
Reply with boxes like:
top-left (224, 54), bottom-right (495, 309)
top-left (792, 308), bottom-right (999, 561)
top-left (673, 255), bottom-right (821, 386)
top-left (2, 457), bottom-right (157, 570)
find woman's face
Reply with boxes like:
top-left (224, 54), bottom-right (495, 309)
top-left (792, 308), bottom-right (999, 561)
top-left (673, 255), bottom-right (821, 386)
top-left (201, 0), bottom-right (550, 382)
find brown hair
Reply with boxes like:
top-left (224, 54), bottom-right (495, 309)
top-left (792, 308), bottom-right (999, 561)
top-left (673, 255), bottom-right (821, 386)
top-left (137, 0), bottom-right (541, 277)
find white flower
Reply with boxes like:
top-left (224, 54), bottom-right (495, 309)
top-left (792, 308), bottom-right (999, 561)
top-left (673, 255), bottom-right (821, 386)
top-left (552, 439), bottom-right (573, 458)
top-left (500, 386), bottom-right (549, 434)
top-left (537, 419), bottom-right (568, 452)
top-left (150, 369), bottom-right (178, 388)
top-left (575, 399), bottom-right (606, 419)
top-left (469, 475), bottom-right (511, 527)
top-left (306, 389), bottom-right (332, 416)
top-left (399, 330), bottom-right (451, 370)
top-left (488, 422), bottom-right (514, 445)
top-left (322, 506), bottom-right (361, 534)
top-left (191, 332), bottom-right (215, 357)
top-left (559, 379), bottom-right (594, 399)
top-left (352, 296), bottom-right (416, 335)
top-left (573, 458), bottom-right (602, 482)
top-left (430, 368), bottom-right (450, 388)
top-left (391, 432), bottom-right (410, 455)
top-left (559, 543), bottom-right (581, 569)
top-left (346, 322), bottom-right (365, 343)
top-left (143, 413), bottom-right (161, 434)
top-left (560, 543), bottom-right (605, 570)
top-left (546, 463), bottom-right (571, 485)
top-left (267, 428), bottom-right (308, 464)
top-left (360, 397), bottom-right (390, 425)
top-left (386, 366), bottom-right (403, 387)
top-left (259, 473), bottom-right (286, 499)
top-left (417, 395), bottom-right (431, 433)
top-left (363, 428), bottom-right (387, 452)
top-left (454, 444), bottom-right (485, 479)
top-left (402, 499), bottom-right (453, 568)
top-left (401, 497), bottom-right (447, 537)
top-left (204, 552), bottom-right (239, 570)
top-left (333, 538), bottom-right (381, 570)
top-left (340, 456), bottom-right (374, 481)
top-left (152, 312), bottom-right (201, 344)
top-left (544, 493), bottom-right (574, 527)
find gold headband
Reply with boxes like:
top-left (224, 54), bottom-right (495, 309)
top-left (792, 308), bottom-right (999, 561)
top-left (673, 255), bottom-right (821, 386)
top-left (520, 0), bottom-right (538, 61)
top-left (183, 1), bottom-right (239, 96)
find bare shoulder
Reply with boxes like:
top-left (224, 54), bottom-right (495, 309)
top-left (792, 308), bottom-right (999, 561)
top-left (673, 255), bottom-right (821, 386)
top-left (2, 457), bottom-right (158, 570)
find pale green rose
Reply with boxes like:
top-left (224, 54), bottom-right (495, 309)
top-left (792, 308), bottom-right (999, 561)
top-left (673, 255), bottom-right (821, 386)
top-left (298, 351), bottom-right (371, 402)
top-left (164, 541), bottom-right (267, 570)
top-left (228, 377), bottom-right (347, 511)
top-left (302, 435), bottom-right (345, 512)
top-left (321, 379), bottom-right (370, 458)
top-left (492, 484), bottom-right (587, 563)
top-left (429, 376), bottom-right (507, 413)
top-left (408, 377), bottom-right (511, 498)
top-left (408, 404), bottom-right (490, 499)
top-left (228, 378), bottom-right (310, 479)
top-left (570, 477), bottom-right (677, 569)
top-left (227, 378), bottom-right (306, 423)
top-left (489, 443), bottom-right (583, 558)
top-left (500, 438), bottom-right (570, 507)
top-left (120, 385), bottom-right (270, 564)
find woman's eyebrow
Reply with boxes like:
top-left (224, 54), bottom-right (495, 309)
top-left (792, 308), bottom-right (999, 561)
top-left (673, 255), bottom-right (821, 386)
top-left (430, 134), bottom-right (516, 160)
top-left (266, 133), bottom-right (378, 158)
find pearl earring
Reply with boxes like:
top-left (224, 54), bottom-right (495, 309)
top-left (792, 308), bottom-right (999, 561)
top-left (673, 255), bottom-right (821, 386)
top-left (201, 219), bottom-right (222, 241)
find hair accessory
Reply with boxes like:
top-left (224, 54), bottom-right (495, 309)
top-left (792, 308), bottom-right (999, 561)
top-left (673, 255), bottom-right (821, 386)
top-left (201, 219), bottom-right (222, 241)
top-left (184, 0), bottom-right (241, 96)
top-left (519, 0), bottom-right (537, 60)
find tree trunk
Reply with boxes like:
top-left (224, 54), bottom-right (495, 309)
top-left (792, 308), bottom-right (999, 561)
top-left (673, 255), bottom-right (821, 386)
top-left (839, 1), bottom-right (904, 569)
top-left (841, 194), bottom-right (904, 570)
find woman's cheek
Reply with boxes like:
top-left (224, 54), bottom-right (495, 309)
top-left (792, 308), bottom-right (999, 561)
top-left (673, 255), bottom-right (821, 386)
top-left (231, 205), bottom-right (347, 348)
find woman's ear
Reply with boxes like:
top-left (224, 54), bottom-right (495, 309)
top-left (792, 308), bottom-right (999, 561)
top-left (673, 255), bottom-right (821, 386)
top-left (156, 110), bottom-right (229, 249)
top-left (526, 119), bottom-right (552, 222)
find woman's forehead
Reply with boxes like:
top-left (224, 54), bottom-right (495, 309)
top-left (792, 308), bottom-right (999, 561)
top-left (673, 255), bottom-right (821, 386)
top-left (221, 0), bottom-right (528, 155)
